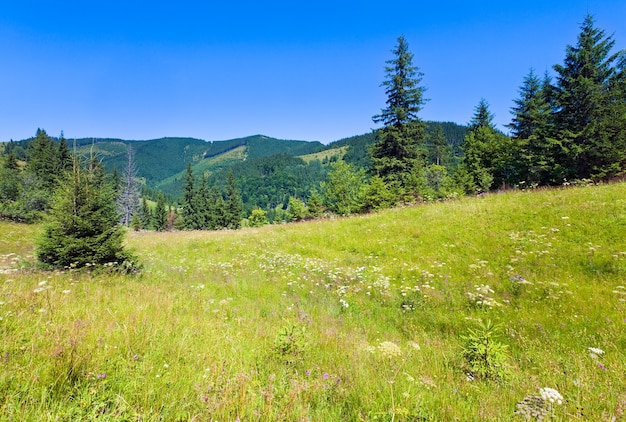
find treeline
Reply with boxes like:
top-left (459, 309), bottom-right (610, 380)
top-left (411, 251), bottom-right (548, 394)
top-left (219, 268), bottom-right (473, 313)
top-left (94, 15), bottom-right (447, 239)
top-left (463, 16), bottom-right (625, 189)
top-left (1, 14), bottom-right (624, 231)
top-left (0, 129), bottom-right (72, 222)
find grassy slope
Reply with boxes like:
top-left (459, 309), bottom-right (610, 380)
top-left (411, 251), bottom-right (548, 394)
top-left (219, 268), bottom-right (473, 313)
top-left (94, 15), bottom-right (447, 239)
top-left (1, 184), bottom-right (625, 420)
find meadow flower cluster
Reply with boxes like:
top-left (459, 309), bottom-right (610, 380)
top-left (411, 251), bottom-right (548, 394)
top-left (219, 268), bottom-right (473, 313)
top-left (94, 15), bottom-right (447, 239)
top-left (377, 341), bottom-right (403, 359)
top-left (508, 228), bottom-right (556, 264)
top-left (33, 280), bottom-right (52, 293)
top-left (515, 387), bottom-right (563, 420)
top-left (587, 347), bottom-right (605, 359)
top-left (466, 284), bottom-right (500, 308)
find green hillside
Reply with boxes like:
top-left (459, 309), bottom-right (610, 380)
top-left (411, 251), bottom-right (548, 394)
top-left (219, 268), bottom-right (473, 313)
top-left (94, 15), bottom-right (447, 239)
top-left (1, 182), bottom-right (624, 419)
top-left (72, 135), bottom-right (324, 189)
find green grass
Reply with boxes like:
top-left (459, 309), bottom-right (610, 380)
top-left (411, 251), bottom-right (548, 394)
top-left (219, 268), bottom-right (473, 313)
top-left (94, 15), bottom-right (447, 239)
top-left (298, 146), bottom-right (348, 163)
top-left (1, 183), bottom-right (626, 420)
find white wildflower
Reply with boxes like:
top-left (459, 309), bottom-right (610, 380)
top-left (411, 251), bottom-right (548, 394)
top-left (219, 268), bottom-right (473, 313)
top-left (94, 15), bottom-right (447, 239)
top-left (588, 347), bottom-right (604, 359)
top-left (539, 387), bottom-right (563, 405)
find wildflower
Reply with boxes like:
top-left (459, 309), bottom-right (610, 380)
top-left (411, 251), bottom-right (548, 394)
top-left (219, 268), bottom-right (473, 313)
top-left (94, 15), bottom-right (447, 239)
top-left (96, 373), bottom-right (106, 379)
top-left (407, 341), bottom-right (421, 351)
top-left (539, 387), bottom-right (563, 405)
top-left (597, 362), bottom-right (607, 371)
top-left (322, 373), bottom-right (329, 380)
top-left (378, 341), bottom-right (402, 359)
top-left (588, 347), bottom-right (605, 359)
top-left (339, 298), bottom-right (349, 308)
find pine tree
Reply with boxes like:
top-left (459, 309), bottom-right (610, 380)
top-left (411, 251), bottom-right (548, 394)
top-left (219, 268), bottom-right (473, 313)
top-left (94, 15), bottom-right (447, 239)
top-left (5, 150), bottom-right (19, 171)
top-left (139, 197), bottom-right (152, 230)
top-left (306, 190), bottom-right (324, 219)
top-left (552, 14), bottom-right (625, 179)
top-left (57, 132), bottom-right (72, 172)
top-left (461, 100), bottom-right (514, 191)
top-left (224, 172), bottom-right (242, 229)
top-left (428, 125), bottom-right (452, 166)
top-left (509, 69), bottom-right (551, 139)
top-left (36, 154), bottom-right (137, 270)
top-left (153, 193), bottom-right (168, 231)
top-left (468, 98), bottom-right (495, 131)
top-left (373, 36), bottom-right (427, 128)
top-left (194, 174), bottom-right (211, 229)
top-left (207, 186), bottom-right (226, 230)
top-left (509, 69), bottom-right (562, 184)
top-left (180, 163), bottom-right (198, 229)
top-left (26, 129), bottom-right (59, 190)
top-left (371, 36), bottom-right (428, 190)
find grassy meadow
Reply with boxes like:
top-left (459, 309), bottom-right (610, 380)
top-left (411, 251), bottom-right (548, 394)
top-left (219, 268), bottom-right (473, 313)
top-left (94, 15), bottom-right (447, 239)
top-left (1, 183), bottom-right (625, 421)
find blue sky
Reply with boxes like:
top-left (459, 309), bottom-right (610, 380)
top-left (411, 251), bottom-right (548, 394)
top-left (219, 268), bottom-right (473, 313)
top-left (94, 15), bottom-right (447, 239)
top-left (1, 1), bottom-right (624, 144)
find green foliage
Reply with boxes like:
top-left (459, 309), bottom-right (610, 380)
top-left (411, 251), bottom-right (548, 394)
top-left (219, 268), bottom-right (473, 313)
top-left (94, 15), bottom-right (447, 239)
top-left (36, 156), bottom-right (138, 271)
top-left (153, 193), bottom-right (168, 232)
top-left (552, 14), bottom-right (626, 180)
top-left (362, 175), bottom-right (397, 212)
top-left (26, 129), bottom-right (61, 190)
top-left (248, 208), bottom-right (269, 227)
top-left (139, 197), bottom-right (152, 230)
top-left (427, 125), bottom-right (453, 166)
top-left (371, 36), bottom-right (428, 192)
top-left (462, 101), bottom-right (517, 192)
top-left (225, 172), bottom-right (242, 229)
top-left (274, 323), bottom-right (308, 365)
top-left (321, 161), bottom-right (366, 215)
top-left (306, 190), bottom-right (324, 218)
top-left (373, 35), bottom-right (427, 128)
top-left (461, 320), bottom-right (510, 381)
top-left (287, 196), bottom-right (308, 222)
top-left (211, 154), bottom-right (328, 216)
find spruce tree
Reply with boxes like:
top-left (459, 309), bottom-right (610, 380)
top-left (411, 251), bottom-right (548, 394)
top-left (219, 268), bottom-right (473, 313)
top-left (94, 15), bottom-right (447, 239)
top-left (194, 174), bottom-right (211, 229)
top-left (26, 129), bottom-right (59, 190)
top-left (206, 186), bottom-right (225, 229)
top-left (428, 125), bottom-right (452, 166)
top-left (552, 14), bottom-right (625, 179)
top-left (225, 172), bottom-right (242, 229)
top-left (153, 193), bottom-right (168, 231)
top-left (36, 154), bottom-right (137, 270)
top-left (509, 69), bottom-right (562, 184)
top-left (180, 163), bottom-right (198, 229)
top-left (139, 197), bottom-right (152, 230)
top-left (461, 100), bottom-right (515, 191)
top-left (57, 132), bottom-right (72, 173)
top-left (371, 35), bottom-right (427, 190)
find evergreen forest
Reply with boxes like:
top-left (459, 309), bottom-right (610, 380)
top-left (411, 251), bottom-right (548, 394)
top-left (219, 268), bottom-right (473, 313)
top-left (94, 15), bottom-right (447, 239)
top-left (0, 14), bottom-right (624, 235)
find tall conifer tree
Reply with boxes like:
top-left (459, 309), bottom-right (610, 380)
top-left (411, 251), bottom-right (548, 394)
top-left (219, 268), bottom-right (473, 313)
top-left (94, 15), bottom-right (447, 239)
top-left (552, 14), bottom-right (625, 179)
top-left (371, 36), bottom-right (427, 189)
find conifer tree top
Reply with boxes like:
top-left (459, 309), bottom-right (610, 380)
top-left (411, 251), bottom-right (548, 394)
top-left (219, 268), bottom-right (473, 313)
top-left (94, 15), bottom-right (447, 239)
top-left (373, 35), bottom-right (427, 128)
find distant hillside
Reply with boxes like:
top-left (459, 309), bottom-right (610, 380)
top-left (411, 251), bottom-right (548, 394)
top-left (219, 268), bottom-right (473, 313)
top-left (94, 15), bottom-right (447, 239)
top-left (6, 123), bottom-right (467, 209)
top-left (71, 135), bottom-right (325, 188)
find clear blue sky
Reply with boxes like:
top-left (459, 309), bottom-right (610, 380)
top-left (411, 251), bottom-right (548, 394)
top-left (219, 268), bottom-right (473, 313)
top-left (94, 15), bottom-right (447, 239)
top-left (1, 1), bottom-right (624, 144)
